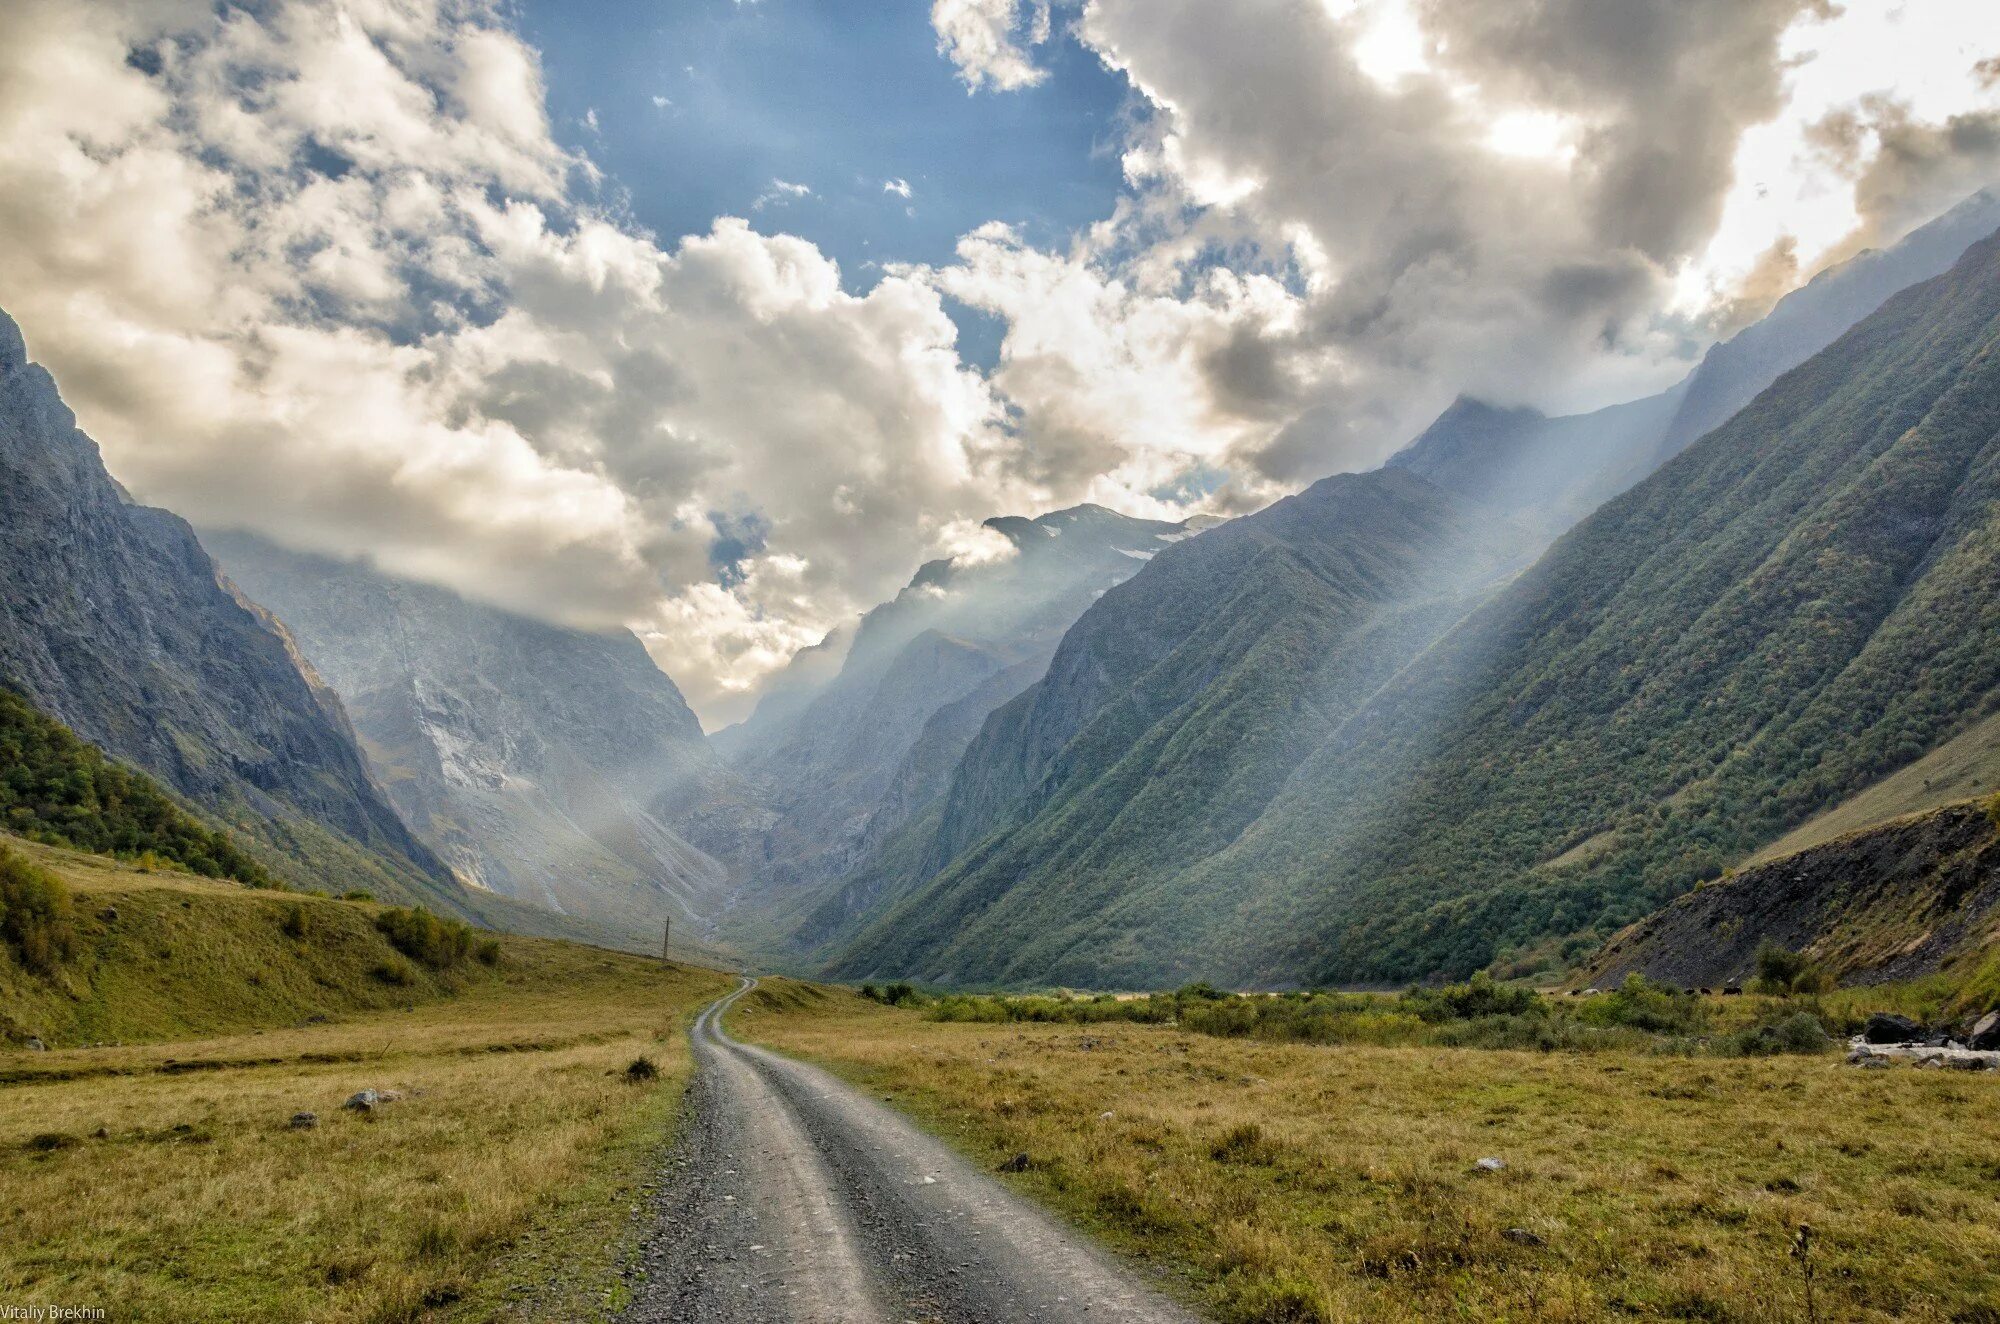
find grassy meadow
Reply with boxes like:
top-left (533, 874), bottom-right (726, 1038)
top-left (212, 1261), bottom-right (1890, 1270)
top-left (740, 981), bottom-right (2000, 1324)
top-left (0, 839), bottom-right (732, 1323)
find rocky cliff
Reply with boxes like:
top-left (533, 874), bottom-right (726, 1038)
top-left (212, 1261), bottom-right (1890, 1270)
top-left (0, 308), bottom-right (456, 906)
top-left (203, 532), bottom-right (754, 942)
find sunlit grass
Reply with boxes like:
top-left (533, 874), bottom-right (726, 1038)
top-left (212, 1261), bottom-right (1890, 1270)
top-left (0, 851), bottom-right (730, 1322)
top-left (742, 982), bottom-right (2000, 1324)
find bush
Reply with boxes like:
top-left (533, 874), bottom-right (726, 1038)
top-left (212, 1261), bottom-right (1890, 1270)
top-left (1753, 943), bottom-right (1833, 996)
top-left (374, 907), bottom-right (476, 969)
top-left (0, 849), bottom-right (77, 976)
top-left (369, 959), bottom-right (414, 987)
top-left (1405, 972), bottom-right (1545, 1023)
top-left (863, 981), bottom-right (923, 1006)
top-left (279, 903), bottom-right (309, 940)
top-left (341, 890), bottom-right (375, 903)
top-left (1576, 975), bottom-right (1708, 1035)
top-left (475, 938), bottom-right (502, 967)
top-left (625, 1056), bottom-right (659, 1082)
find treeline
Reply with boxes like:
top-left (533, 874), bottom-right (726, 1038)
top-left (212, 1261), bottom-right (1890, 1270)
top-left (0, 687), bottom-right (270, 885)
top-left (924, 974), bottom-right (1835, 1057)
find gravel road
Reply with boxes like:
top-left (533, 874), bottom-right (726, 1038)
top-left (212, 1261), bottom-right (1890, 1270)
top-left (623, 977), bottom-right (1202, 1323)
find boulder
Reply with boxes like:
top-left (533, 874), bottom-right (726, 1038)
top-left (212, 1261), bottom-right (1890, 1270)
top-left (1970, 1012), bottom-right (2000, 1052)
top-left (1474, 1157), bottom-right (1507, 1173)
top-left (290, 1112), bottom-right (319, 1130)
top-left (1862, 1013), bottom-right (1922, 1044)
top-left (342, 1089), bottom-right (380, 1112)
top-left (24, 1037), bottom-right (46, 1052)
top-left (1502, 1228), bottom-right (1545, 1246)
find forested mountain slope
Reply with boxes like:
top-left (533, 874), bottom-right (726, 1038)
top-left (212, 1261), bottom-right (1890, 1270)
top-left (0, 308), bottom-right (457, 906)
top-left (829, 224), bottom-right (2000, 988)
top-left (1204, 225), bottom-right (2000, 985)
top-left (204, 532), bottom-right (751, 941)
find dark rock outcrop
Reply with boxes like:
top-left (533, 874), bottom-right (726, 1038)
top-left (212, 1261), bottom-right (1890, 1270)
top-left (1591, 801), bottom-right (2000, 991)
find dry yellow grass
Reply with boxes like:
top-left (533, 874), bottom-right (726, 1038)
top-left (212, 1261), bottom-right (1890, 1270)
top-left (0, 925), bottom-right (729, 1321)
top-left (742, 987), bottom-right (2000, 1324)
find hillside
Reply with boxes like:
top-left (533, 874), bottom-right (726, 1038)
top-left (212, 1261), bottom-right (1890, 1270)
top-left (1209, 224), bottom-right (2000, 985)
top-left (204, 532), bottom-right (753, 944)
top-left (0, 834), bottom-right (731, 1321)
top-left (827, 222), bottom-right (2000, 988)
top-left (0, 308), bottom-right (455, 907)
top-left (1590, 798), bottom-right (2000, 999)
top-left (1750, 707), bottom-right (2000, 863)
top-left (0, 686), bottom-right (269, 886)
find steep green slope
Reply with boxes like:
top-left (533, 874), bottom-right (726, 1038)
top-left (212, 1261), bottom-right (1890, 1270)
top-left (1750, 708), bottom-right (2000, 863)
top-left (0, 307), bottom-right (458, 908)
top-left (0, 687), bottom-right (269, 885)
top-left (716, 505), bottom-right (1196, 917)
top-left (1219, 226), bottom-right (2000, 984)
top-left (827, 470), bottom-right (1539, 983)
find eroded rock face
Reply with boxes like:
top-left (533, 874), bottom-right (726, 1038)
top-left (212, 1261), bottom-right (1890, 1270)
top-left (1589, 802), bottom-right (2000, 992)
top-left (0, 307), bottom-right (453, 903)
top-left (202, 531), bottom-right (757, 940)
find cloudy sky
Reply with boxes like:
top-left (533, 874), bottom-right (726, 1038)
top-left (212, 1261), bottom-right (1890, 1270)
top-left (2, 0), bottom-right (1997, 726)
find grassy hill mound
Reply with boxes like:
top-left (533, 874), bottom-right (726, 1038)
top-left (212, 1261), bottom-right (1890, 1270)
top-left (1, 835), bottom-right (591, 1049)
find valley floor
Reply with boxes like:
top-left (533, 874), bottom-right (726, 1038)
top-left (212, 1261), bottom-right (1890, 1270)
top-left (738, 986), bottom-right (2000, 1324)
top-left (0, 856), bottom-right (730, 1322)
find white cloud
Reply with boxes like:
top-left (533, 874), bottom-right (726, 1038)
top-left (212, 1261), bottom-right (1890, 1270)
top-left (932, 0), bottom-right (1054, 93)
top-left (884, 177), bottom-right (913, 198)
top-left (915, 0), bottom-right (2000, 493)
top-left (751, 177), bottom-right (813, 210)
top-left (0, 0), bottom-right (1033, 724)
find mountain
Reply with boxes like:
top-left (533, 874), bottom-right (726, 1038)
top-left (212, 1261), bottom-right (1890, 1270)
top-left (713, 504), bottom-right (1199, 939)
top-left (1389, 187), bottom-right (2000, 535)
top-left (821, 469), bottom-right (1540, 981)
top-left (203, 531), bottom-right (752, 942)
top-left (0, 307), bottom-right (459, 907)
top-left (1589, 798), bottom-right (2000, 995)
top-left (824, 207), bottom-right (2000, 989)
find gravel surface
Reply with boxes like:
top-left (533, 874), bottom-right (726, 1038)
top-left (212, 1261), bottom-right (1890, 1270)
top-left (623, 978), bottom-right (1202, 1323)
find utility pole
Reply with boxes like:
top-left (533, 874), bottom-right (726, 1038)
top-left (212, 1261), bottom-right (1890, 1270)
top-left (662, 918), bottom-right (671, 965)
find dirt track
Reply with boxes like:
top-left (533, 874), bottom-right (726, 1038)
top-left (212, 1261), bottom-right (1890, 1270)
top-left (623, 978), bottom-right (1201, 1323)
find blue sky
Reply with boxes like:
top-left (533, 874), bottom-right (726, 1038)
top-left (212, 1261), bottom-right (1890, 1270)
top-left (517, 0), bottom-right (1131, 363)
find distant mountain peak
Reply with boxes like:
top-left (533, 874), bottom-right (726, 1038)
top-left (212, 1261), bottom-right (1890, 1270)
top-left (0, 307), bottom-right (24, 375)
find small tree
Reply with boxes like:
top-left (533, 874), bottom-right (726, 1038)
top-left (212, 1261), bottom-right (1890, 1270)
top-left (0, 850), bottom-right (77, 976)
top-left (1754, 943), bottom-right (1832, 996)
